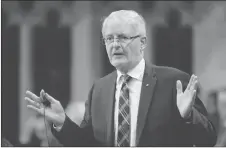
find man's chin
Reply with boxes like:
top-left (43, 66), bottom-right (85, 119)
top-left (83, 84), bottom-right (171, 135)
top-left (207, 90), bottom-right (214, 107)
top-left (111, 60), bottom-right (127, 70)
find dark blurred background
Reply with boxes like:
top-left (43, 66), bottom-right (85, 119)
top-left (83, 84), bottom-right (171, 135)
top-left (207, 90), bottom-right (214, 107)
top-left (1, 1), bottom-right (226, 146)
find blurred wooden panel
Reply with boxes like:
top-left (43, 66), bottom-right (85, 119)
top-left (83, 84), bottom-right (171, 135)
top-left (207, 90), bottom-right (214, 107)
top-left (33, 9), bottom-right (71, 108)
top-left (2, 19), bottom-right (20, 145)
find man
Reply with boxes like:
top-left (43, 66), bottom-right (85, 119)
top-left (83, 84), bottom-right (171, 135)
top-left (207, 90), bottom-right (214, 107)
top-left (25, 10), bottom-right (217, 147)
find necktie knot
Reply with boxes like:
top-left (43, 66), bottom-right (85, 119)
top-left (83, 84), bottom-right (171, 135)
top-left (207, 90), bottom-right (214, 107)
top-left (122, 74), bottom-right (132, 84)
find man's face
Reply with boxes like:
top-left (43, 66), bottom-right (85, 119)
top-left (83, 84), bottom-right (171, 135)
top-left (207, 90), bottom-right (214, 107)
top-left (103, 19), bottom-right (145, 73)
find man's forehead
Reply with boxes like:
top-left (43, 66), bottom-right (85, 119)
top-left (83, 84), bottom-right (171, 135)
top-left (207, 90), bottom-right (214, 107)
top-left (105, 30), bottom-right (129, 37)
top-left (104, 20), bottom-right (135, 36)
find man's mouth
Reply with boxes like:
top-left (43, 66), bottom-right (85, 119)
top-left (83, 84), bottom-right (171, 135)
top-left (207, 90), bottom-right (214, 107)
top-left (113, 53), bottom-right (124, 56)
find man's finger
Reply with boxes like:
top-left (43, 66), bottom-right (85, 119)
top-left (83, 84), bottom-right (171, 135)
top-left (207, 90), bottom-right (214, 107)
top-left (176, 80), bottom-right (183, 94)
top-left (190, 79), bottom-right (198, 91)
top-left (45, 93), bottom-right (58, 104)
top-left (25, 97), bottom-right (41, 109)
top-left (26, 91), bottom-right (41, 102)
top-left (186, 74), bottom-right (195, 91)
top-left (40, 89), bottom-right (45, 101)
top-left (191, 90), bottom-right (197, 106)
top-left (27, 105), bottom-right (44, 115)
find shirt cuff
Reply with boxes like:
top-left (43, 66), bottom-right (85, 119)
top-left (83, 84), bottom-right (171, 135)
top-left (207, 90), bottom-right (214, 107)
top-left (53, 124), bottom-right (63, 132)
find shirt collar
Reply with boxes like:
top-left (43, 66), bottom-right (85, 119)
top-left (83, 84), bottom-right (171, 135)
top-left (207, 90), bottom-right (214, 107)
top-left (116, 58), bottom-right (145, 84)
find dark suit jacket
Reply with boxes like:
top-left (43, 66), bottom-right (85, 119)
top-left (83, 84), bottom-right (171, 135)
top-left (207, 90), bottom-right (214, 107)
top-left (52, 63), bottom-right (217, 147)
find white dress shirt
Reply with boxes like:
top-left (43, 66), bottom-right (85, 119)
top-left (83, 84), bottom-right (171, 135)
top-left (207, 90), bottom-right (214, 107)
top-left (114, 58), bottom-right (145, 147)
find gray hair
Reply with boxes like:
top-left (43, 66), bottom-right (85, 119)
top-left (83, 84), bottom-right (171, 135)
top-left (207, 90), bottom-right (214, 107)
top-left (101, 10), bottom-right (147, 37)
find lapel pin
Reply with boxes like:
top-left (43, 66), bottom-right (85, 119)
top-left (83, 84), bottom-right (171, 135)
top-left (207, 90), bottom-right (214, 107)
top-left (146, 84), bottom-right (149, 87)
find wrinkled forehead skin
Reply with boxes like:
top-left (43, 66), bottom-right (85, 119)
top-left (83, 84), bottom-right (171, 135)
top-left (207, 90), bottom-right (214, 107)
top-left (103, 18), bottom-right (137, 37)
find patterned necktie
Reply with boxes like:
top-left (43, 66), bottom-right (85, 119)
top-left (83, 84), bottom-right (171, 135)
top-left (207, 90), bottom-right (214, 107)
top-left (117, 75), bottom-right (132, 147)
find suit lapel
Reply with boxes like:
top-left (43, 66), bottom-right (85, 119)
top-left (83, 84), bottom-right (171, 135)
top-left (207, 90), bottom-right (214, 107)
top-left (136, 63), bottom-right (157, 145)
top-left (105, 71), bottom-right (117, 146)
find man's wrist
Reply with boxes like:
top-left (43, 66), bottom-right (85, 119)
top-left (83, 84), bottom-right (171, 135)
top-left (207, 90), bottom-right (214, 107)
top-left (53, 113), bottom-right (66, 131)
top-left (183, 110), bottom-right (193, 123)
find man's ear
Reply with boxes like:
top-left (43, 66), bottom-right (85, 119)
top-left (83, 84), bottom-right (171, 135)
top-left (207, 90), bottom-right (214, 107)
top-left (140, 37), bottom-right (147, 51)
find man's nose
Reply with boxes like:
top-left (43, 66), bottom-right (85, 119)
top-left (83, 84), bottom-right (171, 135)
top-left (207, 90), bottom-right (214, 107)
top-left (112, 39), bottom-right (120, 47)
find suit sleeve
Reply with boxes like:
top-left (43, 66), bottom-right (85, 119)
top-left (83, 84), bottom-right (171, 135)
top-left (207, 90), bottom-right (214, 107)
top-left (51, 84), bottom-right (99, 146)
top-left (173, 73), bottom-right (217, 147)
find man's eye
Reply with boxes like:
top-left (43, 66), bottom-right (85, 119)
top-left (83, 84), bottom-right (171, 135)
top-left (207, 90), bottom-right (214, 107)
top-left (121, 36), bottom-right (129, 40)
top-left (106, 37), bottom-right (113, 41)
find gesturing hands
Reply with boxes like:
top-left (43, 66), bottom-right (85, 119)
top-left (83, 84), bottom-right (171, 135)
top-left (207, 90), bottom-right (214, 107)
top-left (176, 75), bottom-right (198, 119)
top-left (25, 90), bottom-right (65, 127)
top-left (25, 75), bottom-right (198, 126)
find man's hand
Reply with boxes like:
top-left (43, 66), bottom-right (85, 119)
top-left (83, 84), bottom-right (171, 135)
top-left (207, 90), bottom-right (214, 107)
top-left (176, 74), bottom-right (198, 119)
top-left (25, 90), bottom-right (66, 127)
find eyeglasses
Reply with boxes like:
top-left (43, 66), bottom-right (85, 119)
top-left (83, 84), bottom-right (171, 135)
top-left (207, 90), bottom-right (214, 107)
top-left (103, 35), bottom-right (140, 45)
